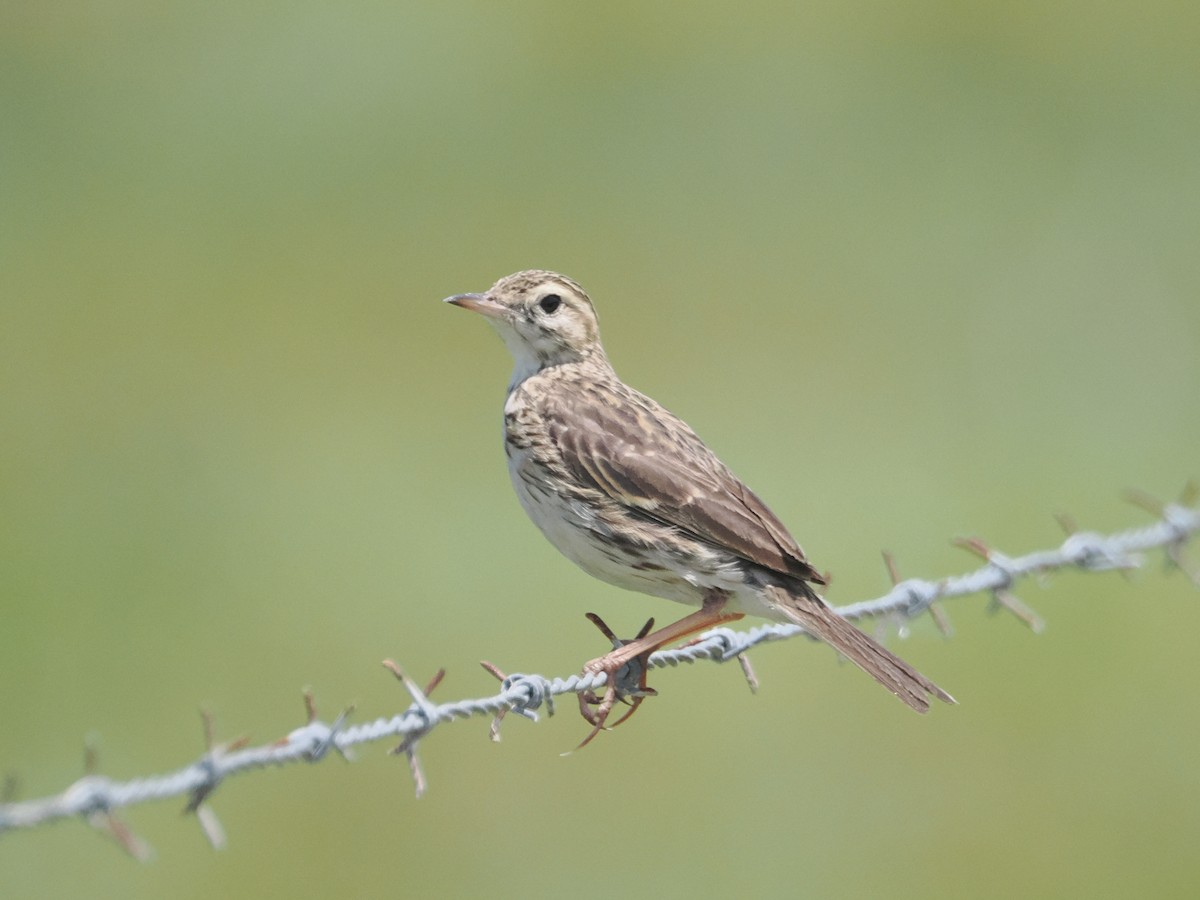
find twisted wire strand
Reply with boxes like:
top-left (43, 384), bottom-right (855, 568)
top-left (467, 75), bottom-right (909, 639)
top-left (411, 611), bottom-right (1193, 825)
top-left (1, 499), bottom-right (1196, 849)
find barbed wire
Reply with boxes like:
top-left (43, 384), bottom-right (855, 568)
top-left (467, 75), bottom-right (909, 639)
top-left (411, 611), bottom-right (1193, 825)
top-left (1, 490), bottom-right (1197, 856)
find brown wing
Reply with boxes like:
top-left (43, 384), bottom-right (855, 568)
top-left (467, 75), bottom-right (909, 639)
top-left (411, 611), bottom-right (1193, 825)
top-left (543, 379), bottom-right (825, 586)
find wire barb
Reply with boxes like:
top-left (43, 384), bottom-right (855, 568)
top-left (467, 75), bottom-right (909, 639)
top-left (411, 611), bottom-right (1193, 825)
top-left (182, 709), bottom-right (245, 850)
top-left (883, 550), bottom-right (953, 637)
top-left (479, 662), bottom-right (552, 741)
top-left (76, 738), bottom-right (154, 861)
top-left (1126, 486), bottom-right (1200, 586)
top-left (1, 495), bottom-right (1197, 848)
top-left (382, 662), bottom-right (446, 798)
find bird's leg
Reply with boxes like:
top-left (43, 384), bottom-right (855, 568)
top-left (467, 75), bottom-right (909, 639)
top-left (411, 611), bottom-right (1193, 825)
top-left (575, 592), bottom-right (744, 747)
top-left (577, 614), bottom-right (657, 740)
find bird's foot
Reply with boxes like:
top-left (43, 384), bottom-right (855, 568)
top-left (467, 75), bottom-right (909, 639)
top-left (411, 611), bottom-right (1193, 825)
top-left (575, 614), bottom-right (658, 749)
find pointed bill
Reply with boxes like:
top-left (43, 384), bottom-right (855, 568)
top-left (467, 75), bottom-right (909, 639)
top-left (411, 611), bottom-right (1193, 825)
top-left (443, 292), bottom-right (506, 318)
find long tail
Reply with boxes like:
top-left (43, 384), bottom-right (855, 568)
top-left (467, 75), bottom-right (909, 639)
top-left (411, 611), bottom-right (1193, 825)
top-left (767, 585), bottom-right (954, 713)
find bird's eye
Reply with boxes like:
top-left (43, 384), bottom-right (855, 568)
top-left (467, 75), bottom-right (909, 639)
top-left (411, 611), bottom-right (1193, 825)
top-left (538, 294), bottom-right (562, 315)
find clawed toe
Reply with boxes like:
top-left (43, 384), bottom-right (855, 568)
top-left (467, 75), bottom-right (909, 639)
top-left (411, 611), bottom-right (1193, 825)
top-left (574, 614), bottom-right (658, 748)
top-left (569, 598), bottom-right (744, 749)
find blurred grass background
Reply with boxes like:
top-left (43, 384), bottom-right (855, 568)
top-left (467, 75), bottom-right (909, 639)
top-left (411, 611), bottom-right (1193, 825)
top-left (2, 2), bottom-right (1198, 897)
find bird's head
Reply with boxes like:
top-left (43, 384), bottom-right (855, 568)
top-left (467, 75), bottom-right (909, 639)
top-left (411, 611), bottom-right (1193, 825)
top-left (444, 270), bottom-right (606, 383)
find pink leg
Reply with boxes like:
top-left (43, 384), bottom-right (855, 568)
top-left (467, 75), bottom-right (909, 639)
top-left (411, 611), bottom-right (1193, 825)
top-left (575, 592), bottom-right (744, 747)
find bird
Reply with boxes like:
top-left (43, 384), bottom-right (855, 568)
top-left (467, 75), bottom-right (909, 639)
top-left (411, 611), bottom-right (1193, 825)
top-left (444, 270), bottom-right (953, 742)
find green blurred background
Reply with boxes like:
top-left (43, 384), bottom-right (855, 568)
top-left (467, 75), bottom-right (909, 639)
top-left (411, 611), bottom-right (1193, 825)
top-left (3, 2), bottom-right (1198, 897)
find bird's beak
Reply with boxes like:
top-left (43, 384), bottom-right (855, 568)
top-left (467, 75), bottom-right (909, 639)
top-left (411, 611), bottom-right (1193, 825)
top-left (443, 292), bottom-right (505, 318)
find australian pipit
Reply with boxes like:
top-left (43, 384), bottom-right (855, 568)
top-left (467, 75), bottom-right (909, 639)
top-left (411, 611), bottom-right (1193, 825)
top-left (445, 270), bottom-right (952, 741)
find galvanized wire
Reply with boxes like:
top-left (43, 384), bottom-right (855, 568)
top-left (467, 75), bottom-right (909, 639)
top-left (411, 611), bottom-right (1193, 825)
top-left (1, 497), bottom-right (1196, 854)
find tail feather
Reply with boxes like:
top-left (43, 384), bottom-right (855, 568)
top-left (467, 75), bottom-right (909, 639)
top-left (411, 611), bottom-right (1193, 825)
top-left (767, 585), bottom-right (954, 713)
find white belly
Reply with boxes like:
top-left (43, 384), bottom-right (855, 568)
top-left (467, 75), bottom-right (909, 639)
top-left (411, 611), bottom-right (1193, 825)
top-left (505, 442), bottom-right (776, 618)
